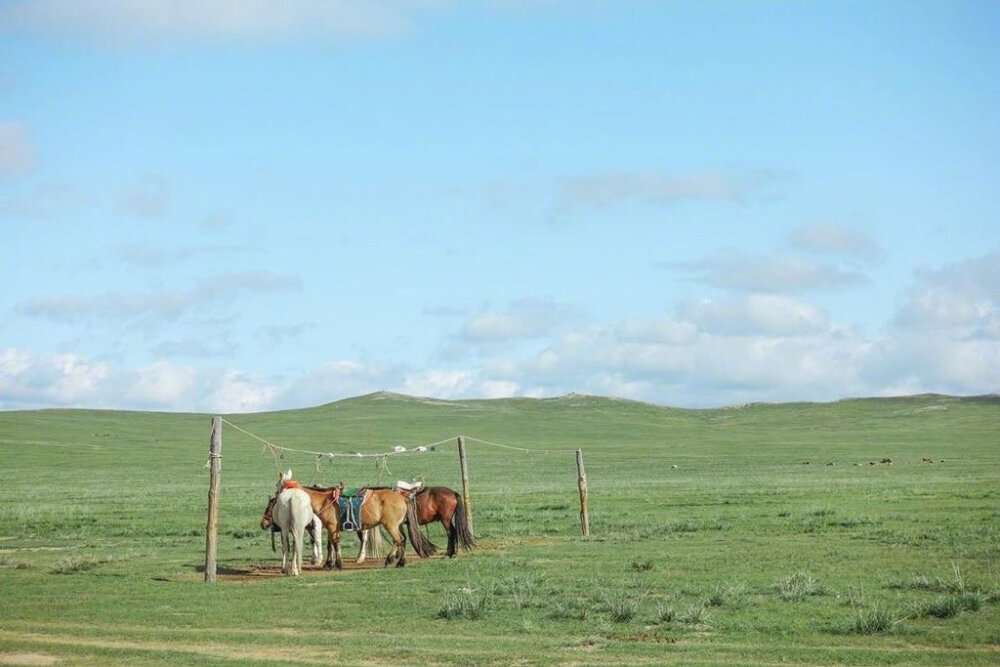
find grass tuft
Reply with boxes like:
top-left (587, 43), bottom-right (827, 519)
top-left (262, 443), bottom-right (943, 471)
top-left (655, 601), bottom-right (677, 623)
top-left (0, 556), bottom-right (31, 570)
top-left (598, 589), bottom-right (641, 623)
top-left (51, 555), bottom-right (116, 574)
top-left (680, 603), bottom-right (708, 626)
top-left (629, 558), bottom-right (654, 572)
top-left (920, 593), bottom-right (982, 619)
top-left (436, 590), bottom-right (491, 620)
top-left (774, 571), bottom-right (826, 601)
top-left (847, 600), bottom-right (899, 635)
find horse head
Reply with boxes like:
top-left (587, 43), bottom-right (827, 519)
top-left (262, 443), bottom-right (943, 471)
top-left (276, 469), bottom-right (294, 495)
top-left (260, 495), bottom-right (277, 530)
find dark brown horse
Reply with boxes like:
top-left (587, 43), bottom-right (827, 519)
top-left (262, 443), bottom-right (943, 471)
top-left (413, 486), bottom-right (476, 557)
top-left (359, 485), bottom-right (475, 559)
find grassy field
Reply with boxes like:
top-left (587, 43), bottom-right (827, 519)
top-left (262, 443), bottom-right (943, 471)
top-left (0, 391), bottom-right (997, 665)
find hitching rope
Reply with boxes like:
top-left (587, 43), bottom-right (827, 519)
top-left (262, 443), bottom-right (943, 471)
top-left (218, 419), bottom-right (577, 462)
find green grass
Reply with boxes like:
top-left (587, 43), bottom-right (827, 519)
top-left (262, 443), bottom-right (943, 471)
top-left (0, 392), bottom-right (998, 665)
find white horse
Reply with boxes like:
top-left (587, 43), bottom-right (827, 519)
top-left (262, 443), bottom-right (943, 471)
top-left (272, 470), bottom-right (314, 576)
top-left (260, 495), bottom-right (323, 566)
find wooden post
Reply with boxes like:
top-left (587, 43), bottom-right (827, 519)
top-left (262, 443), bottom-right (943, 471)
top-left (457, 436), bottom-right (473, 536)
top-left (576, 448), bottom-right (590, 537)
top-left (204, 416), bottom-right (222, 583)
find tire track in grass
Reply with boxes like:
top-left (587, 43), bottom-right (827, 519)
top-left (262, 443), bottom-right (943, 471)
top-left (0, 630), bottom-right (339, 664)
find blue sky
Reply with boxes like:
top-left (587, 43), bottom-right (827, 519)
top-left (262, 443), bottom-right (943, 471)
top-left (2, 0), bottom-right (998, 412)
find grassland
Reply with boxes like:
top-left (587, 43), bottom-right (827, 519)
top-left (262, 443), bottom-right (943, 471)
top-left (0, 392), bottom-right (997, 665)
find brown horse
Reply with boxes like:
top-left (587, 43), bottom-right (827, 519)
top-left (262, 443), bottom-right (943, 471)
top-left (358, 485), bottom-right (475, 559)
top-left (273, 470), bottom-right (434, 569)
top-left (414, 486), bottom-right (476, 557)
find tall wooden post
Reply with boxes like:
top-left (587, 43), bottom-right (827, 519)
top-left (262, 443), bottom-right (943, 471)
top-left (576, 448), bottom-right (590, 537)
top-left (204, 416), bottom-right (222, 583)
top-left (457, 436), bottom-right (473, 536)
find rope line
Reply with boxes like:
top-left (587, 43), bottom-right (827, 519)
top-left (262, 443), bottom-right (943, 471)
top-left (461, 435), bottom-right (577, 454)
top-left (219, 419), bottom-right (576, 459)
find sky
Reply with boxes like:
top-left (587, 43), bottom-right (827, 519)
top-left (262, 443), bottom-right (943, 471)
top-left (1, 0), bottom-right (998, 413)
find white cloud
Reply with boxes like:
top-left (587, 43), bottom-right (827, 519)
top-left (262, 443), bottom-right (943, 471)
top-left (111, 241), bottom-right (253, 270)
top-left (669, 253), bottom-right (869, 292)
top-left (126, 361), bottom-right (199, 407)
top-left (787, 223), bottom-right (884, 264)
top-left (457, 298), bottom-right (583, 344)
top-left (398, 369), bottom-right (475, 398)
top-left (0, 348), bottom-right (111, 407)
top-left (205, 369), bottom-right (278, 413)
top-left (275, 360), bottom-right (403, 409)
top-left (495, 318), bottom-right (870, 406)
top-left (0, 0), bottom-right (417, 44)
top-left (16, 270), bottom-right (302, 329)
top-left (118, 174), bottom-right (169, 218)
top-left (893, 250), bottom-right (1000, 334)
top-left (4, 252), bottom-right (998, 412)
top-left (0, 121), bottom-right (36, 177)
top-left (864, 250), bottom-right (1000, 397)
top-left (0, 347), bottom-right (279, 412)
top-left (677, 294), bottom-right (830, 335)
top-left (462, 313), bottom-right (541, 341)
top-left (559, 171), bottom-right (742, 210)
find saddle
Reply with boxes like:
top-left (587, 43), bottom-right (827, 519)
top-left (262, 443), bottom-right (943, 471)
top-left (338, 487), bottom-right (368, 531)
top-left (393, 479), bottom-right (424, 501)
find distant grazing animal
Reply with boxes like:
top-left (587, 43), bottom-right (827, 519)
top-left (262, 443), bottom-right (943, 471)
top-left (269, 475), bottom-right (313, 576)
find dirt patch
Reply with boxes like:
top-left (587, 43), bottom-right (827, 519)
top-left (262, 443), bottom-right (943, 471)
top-left (0, 654), bottom-right (60, 665)
top-left (193, 554), bottom-right (447, 583)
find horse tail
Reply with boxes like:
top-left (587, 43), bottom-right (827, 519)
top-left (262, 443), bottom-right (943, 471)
top-left (405, 499), bottom-right (437, 558)
top-left (452, 492), bottom-right (476, 550)
top-left (363, 528), bottom-right (387, 560)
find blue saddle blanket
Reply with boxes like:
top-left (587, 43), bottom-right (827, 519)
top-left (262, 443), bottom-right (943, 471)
top-left (338, 494), bottom-right (365, 531)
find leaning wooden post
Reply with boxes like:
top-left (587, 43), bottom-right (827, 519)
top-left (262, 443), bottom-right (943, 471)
top-left (576, 448), bottom-right (590, 537)
top-left (204, 416), bottom-right (222, 583)
top-left (457, 436), bottom-right (473, 536)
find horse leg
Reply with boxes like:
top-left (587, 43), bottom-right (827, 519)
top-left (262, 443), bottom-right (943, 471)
top-left (291, 527), bottom-right (303, 576)
top-left (323, 527), bottom-right (336, 569)
top-left (309, 517), bottom-right (322, 566)
top-left (281, 530), bottom-right (291, 575)
top-left (356, 529), bottom-right (367, 564)
top-left (333, 530), bottom-right (343, 570)
top-left (442, 515), bottom-right (457, 558)
top-left (384, 524), bottom-right (406, 568)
